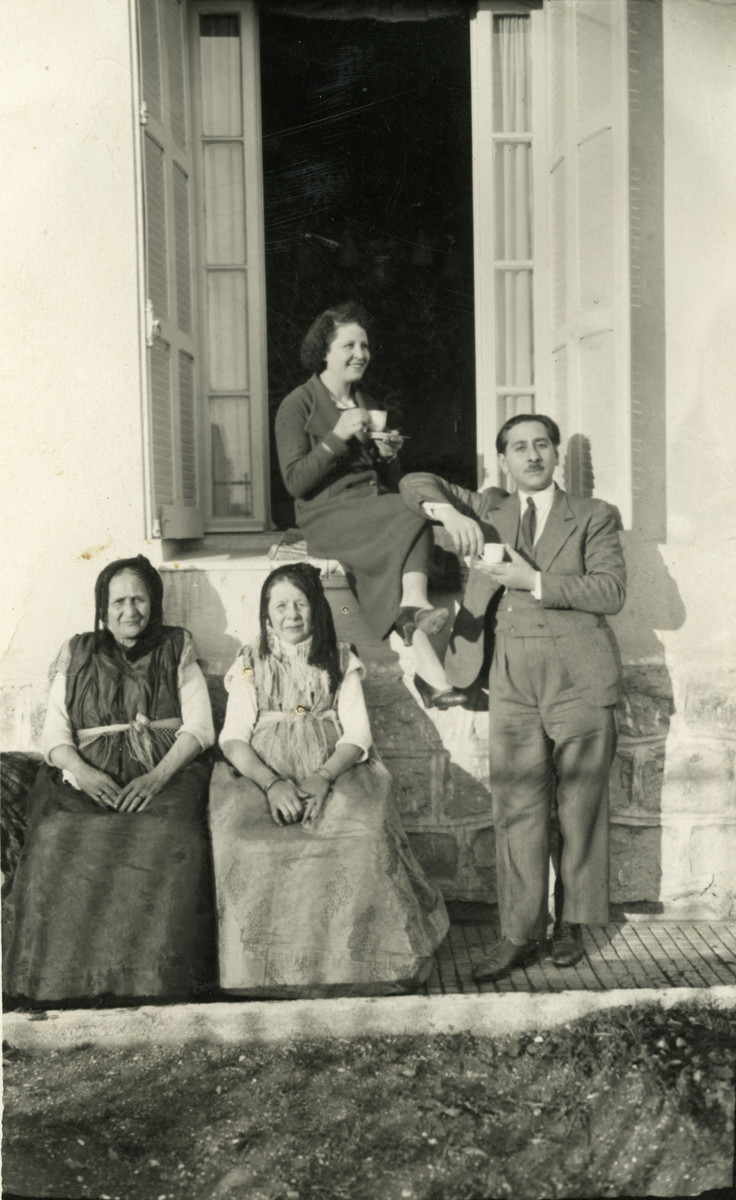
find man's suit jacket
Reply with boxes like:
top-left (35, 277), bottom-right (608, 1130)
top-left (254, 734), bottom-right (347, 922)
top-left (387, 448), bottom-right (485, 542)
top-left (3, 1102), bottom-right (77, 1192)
top-left (399, 473), bottom-right (626, 706)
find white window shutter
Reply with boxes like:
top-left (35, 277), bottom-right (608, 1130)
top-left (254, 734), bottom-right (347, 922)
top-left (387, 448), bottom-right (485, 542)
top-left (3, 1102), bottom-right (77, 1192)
top-left (139, 0), bottom-right (204, 539)
top-left (543, 0), bottom-right (631, 525)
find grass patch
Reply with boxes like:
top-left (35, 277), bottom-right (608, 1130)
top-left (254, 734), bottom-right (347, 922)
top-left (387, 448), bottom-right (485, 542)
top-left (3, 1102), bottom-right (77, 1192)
top-left (3, 1000), bottom-right (734, 1199)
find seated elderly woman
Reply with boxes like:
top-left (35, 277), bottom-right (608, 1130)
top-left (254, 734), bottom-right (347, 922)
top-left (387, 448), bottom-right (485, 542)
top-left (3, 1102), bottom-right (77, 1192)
top-left (208, 563), bottom-right (449, 997)
top-left (2, 556), bottom-right (216, 1006)
top-left (274, 301), bottom-right (465, 710)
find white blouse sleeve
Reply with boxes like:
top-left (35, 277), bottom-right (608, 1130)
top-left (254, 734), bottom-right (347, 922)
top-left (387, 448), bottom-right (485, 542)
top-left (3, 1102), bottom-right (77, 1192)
top-left (336, 651), bottom-right (372, 761)
top-left (219, 656), bottom-right (259, 747)
top-left (41, 641), bottom-right (76, 764)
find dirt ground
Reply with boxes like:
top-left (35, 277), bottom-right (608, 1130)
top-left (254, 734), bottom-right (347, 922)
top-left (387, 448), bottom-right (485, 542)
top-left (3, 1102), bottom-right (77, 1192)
top-left (2, 1000), bottom-right (735, 1200)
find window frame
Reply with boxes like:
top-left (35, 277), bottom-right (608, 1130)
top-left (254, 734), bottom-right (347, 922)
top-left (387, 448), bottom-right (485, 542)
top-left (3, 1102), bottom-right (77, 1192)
top-left (188, 0), bottom-right (271, 532)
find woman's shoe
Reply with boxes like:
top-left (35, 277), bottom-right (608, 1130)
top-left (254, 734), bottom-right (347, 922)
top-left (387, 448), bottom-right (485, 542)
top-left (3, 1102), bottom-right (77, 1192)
top-left (413, 675), bottom-right (467, 710)
top-left (394, 606), bottom-right (449, 647)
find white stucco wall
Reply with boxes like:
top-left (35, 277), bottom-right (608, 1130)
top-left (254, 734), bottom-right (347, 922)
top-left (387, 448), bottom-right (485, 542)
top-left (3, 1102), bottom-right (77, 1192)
top-left (659, 0), bottom-right (736, 672)
top-left (0, 0), bottom-right (148, 694)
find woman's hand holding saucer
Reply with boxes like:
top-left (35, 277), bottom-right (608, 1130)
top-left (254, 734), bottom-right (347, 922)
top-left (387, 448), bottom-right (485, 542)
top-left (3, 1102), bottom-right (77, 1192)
top-left (373, 431), bottom-right (404, 460)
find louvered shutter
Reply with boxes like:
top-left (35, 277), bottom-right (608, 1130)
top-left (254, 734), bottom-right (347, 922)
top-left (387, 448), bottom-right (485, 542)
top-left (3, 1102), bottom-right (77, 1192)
top-left (139, 0), bottom-right (204, 538)
top-left (544, 0), bottom-right (631, 524)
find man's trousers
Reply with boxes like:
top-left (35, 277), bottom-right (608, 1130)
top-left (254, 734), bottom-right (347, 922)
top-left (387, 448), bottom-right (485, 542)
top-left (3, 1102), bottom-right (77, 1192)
top-left (487, 633), bottom-right (616, 942)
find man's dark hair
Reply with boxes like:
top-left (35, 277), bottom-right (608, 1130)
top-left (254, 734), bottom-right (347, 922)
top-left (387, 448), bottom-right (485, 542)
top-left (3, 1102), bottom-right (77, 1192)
top-left (496, 413), bottom-right (561, 455)
top-left (300, 302), bottom-right (374, 374)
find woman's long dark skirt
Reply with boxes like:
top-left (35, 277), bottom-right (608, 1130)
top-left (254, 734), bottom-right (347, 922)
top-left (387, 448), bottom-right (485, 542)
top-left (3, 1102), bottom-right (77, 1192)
top-left (295, 483), bottom-right (429, 638)
top-left (2, 760), bottom-right (216, 1005)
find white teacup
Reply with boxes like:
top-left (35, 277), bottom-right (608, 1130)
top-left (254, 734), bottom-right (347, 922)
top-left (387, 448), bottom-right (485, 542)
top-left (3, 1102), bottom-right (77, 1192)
top-left (367, 409), bottom-right (387, 432)
top-left (482, 543), bottom-right (505, 564)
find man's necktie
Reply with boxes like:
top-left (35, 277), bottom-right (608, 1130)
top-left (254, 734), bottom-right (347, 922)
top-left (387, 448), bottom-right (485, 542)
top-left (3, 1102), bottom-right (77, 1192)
top-left (522, 496), bottom-right (537, 552)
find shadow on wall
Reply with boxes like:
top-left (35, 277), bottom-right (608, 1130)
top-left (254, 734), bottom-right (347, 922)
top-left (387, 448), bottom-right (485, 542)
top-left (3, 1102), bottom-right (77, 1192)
top-left (562, 431), bottom-right (688, 916)
top-left (161, 572), bottom-right (242, 740)
top-left (609, 540), bottom-right (686, 918)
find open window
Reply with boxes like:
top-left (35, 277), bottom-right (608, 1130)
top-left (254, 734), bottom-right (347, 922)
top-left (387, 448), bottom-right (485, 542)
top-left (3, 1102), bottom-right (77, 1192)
top-left (138, 0), bottom-right (269, 538)
top-left (471, 0), bottom-right (632, 525)
top-left (136, 0), bottom-right (635, 541)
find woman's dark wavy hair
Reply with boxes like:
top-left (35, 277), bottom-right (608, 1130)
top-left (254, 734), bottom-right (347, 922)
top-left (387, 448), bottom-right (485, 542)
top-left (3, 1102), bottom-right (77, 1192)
top-left (259, 563), bottom-right (342, 694)
top-left (299, 302), bottom-right (374, 374)
top-left (93, 555), bottom-right (165, 660)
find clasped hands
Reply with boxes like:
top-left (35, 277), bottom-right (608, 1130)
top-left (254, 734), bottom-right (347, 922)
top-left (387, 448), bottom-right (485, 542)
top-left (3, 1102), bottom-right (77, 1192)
top-left (266, 771), bottom-right (331, 828)
top-left (77, 765), bottom-right (165, 813)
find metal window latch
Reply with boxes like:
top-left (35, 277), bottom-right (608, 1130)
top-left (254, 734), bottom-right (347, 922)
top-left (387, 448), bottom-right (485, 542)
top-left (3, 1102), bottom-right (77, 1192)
top-left (145, 299), bottom-right (161, 347)
top-left (139, 101), bottom-right (149, 127)
top-left (152, 506), bottom-right (164, 539)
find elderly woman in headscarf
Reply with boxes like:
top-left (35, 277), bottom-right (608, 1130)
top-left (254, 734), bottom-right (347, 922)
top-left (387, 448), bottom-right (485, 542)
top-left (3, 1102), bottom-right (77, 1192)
top-left (207, 562), bottom-right (449, 997)
top-left (2, 555), bottom-right (217, 1006)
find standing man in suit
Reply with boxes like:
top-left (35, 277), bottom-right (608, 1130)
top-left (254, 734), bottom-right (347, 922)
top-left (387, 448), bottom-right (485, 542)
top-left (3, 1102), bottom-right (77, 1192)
top-left (400, 414), bottom-right (626, 980)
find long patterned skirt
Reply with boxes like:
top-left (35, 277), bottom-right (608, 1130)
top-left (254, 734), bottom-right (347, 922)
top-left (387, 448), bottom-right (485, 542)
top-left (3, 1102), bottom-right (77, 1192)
top-left (208, 727), bottom-right (448, 997)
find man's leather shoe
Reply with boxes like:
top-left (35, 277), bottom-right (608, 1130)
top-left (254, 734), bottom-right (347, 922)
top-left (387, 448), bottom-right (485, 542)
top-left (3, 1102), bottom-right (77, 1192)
top-left (550, 922), bottom-right (584, 967)
top-left (471, 938), bottom-right (538, 982)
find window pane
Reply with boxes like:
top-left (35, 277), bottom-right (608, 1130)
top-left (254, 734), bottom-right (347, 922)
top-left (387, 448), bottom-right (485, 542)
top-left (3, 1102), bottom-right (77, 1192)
top-left (204, 143), bottom-right (246, 265)
top-left (210, 397), bottom-right (253, 518)
top-left (493, 16), bottom-right (530, 134)
top-left (494, 142), bottom-right (532, 260)
top-left (200, 14), bottom-right (243, 137)
top-left (495, 270), bottom-right (533, 387)
top-left (499, 394), bottom-right (535, 424)
top-left (207, 272), bottom-right (248, 392)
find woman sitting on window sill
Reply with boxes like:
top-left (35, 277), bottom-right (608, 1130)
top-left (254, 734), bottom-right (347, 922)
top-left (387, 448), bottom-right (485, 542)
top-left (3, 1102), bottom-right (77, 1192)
top-left (274, 301), bottom-right (465, 710)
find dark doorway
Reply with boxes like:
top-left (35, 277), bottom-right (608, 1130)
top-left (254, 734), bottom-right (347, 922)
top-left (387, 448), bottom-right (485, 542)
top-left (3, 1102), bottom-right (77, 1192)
top-left (259, 10), bottom-right (476, 528)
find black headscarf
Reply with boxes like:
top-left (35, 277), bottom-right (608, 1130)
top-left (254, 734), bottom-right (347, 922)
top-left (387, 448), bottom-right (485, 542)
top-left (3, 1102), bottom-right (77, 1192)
top-left (258, 563), bottom-right (342, 695)
top-left (93, 555), bottom-right (166, 662)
